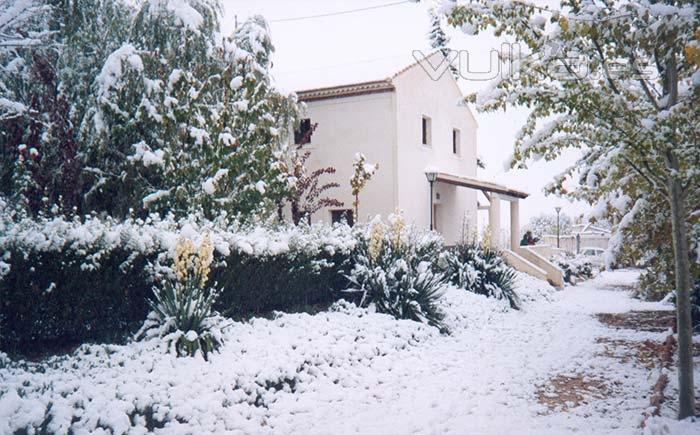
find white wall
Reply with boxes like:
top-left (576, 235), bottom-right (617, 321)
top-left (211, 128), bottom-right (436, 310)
top-left (393, 58), bottom-right (479, 244)
top-left (303, 92), bottom-right (397, 224)
top-left (299, 56), bottom-right (479, 244)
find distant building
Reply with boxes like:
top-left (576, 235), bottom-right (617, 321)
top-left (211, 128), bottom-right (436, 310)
top-left (541, 223), bottom-right (611, 254)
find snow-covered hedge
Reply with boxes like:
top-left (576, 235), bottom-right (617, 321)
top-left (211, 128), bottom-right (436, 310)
top-left (0, 201), bottom-right (356, 351)
top-left (0, 201), bottom-right (356, 277)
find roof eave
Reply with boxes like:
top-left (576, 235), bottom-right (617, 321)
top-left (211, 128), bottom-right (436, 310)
top-left (296, 79), bottom-right (395, 102)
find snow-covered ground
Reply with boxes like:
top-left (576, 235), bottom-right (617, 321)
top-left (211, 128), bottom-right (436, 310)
top-left (1, 270), bottom-right (697, 434)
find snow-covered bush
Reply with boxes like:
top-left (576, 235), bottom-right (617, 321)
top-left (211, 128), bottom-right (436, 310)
top-left (137, 234), bottom-right (224, 359)
top-left (1, 0), bottom-right (300, 220)
top-left (0, 202), bottom-right (356, 352)
top-left (345, 215), bottom-right (447, 330)
top-left (552, 255), bottom-right (596, 285)
top-left (441, 242), bottom-right (520, 310)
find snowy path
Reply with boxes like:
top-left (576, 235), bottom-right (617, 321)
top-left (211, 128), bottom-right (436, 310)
top-left (267, 270), bottom-right (673, 434)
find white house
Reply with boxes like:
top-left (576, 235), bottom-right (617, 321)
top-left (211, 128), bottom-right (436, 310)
top-left (286, 53), bottom-right (515, 242)
top-left (283, 52), bottom-right (564, 286)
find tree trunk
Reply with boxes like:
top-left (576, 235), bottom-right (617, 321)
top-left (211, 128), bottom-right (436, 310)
top-left (668, 173), bottom-right (696, 419)
top-left (663, 50), bottom-right (695, 419)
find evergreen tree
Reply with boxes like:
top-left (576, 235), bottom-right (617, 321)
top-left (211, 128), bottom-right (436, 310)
top-left (1, 0), bottom-right (300, 220)
top-left (428, 8), bottom-right (457, 78)
top-left (84, 2), bottom-right (298, 219)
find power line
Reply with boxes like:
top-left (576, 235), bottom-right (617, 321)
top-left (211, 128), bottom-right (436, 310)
top-left (269, 0), bottom-right (416, 23)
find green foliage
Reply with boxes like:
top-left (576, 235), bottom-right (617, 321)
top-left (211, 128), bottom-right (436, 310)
top-left (346, 216), bottom-right (447, 330)
top-left (1, 0), bottom-right (300, 220)
top-left (446, 0), bottom-right (700, 295)
top-left (623, 196), bottom-right (699, 301)
top-left (0, 248), bottom-right (154, 354)
top-left (442, 242), bottom-right (520, 309)
top-left (0, 212), bottom-right (353, 354)
top-left (1, 0), bottom-right (133, 215)
top-left (212, 251), bottom-right (350, 316)
top-left (83, 7), bottom-right (299, 219)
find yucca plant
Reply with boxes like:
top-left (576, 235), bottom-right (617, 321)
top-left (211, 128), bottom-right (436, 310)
top-left (346, 215), bottom-right (447, 330)
top-left (442, 242), bottom-right (520, 309)
top-left (138, 234), bottom-right (224, 359)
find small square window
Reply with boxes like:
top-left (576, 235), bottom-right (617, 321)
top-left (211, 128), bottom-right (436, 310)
top-left (294, 118), bottom-right (315, 145)
top-left (421, 116), bottom-right (432, 146)
top-left (331, 209), bottom-right (354, 226)
top-left (452, 128), bottom-right (461, 155)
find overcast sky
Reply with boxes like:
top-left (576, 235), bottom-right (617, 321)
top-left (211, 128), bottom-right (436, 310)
top-left (221, 0), bottom-right (589, 228)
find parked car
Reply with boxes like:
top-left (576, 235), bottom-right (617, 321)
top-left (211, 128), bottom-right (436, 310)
top-left (580, 247), bottom-right (606, 267)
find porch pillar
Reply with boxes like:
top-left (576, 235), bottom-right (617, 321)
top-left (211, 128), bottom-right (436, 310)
top-left (510, 200), bottom-right (520, 251)
top-left (488, 196), bottom-right (500, 249)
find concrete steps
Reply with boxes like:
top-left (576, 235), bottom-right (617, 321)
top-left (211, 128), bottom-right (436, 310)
top-left (503, 247), bottom-right (565, 288)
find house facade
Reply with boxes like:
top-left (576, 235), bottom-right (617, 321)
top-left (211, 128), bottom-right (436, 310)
top-left (293, 53), bottom-right (479, 244)
top-left (286, 52), bottom-right (564, 286)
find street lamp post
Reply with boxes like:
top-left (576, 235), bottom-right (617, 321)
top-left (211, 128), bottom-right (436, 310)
top-left (555, 206), bottom-right (562, 248)
top-left (425, 172), bottom-right (437, 231)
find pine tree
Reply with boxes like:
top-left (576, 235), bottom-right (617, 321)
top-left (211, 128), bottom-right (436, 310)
top-left (428, 8), bottom-right (457, 78)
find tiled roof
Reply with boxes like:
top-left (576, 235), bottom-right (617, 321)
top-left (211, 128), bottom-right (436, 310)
top-left (293, 50), bottom-right (443, 102)
top-left (296, 79), bottom-right (395, 102)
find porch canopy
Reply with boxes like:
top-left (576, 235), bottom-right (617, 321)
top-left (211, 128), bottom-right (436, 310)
top-left (434, 172), bottom-right (529, 201)
top-left (431, 171), bottom-right (529, 249)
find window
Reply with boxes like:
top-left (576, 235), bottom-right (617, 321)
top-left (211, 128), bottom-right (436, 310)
top-left (421, 116), bottom-right (432, 146)
top-left (331, 209), bottom-right (354, 226)
top-left (452, 128), bottom-right (461, 155)
top-left (294, 118), bottom-right (315, 145)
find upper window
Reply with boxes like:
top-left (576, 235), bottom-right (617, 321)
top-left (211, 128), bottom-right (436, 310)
top-left (452, 128), bottom-right (461, 155)
top-left (294, 118), bottom-right (315, 145)
top-left (421, 116), bottom-right (432, 146)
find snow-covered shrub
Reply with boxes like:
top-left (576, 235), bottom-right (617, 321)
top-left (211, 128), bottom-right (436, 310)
top-left (345, 215), bottom-right (447, 330)
top-left (212, 221), bottom-right (355, 315)
top-left (551, 253), bottom-right (597, 284)
top-left (0, 203), bottom-right (356, 352)
top-left (138, 235), bottom-right (223, 359)
top-left (1, 0), bottom-right (300, 220)
top-left (441, 242), bottom-right (520, 309)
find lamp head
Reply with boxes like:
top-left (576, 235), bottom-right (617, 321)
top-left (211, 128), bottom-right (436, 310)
top-left (425, 172), bottom-right (438, 183)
